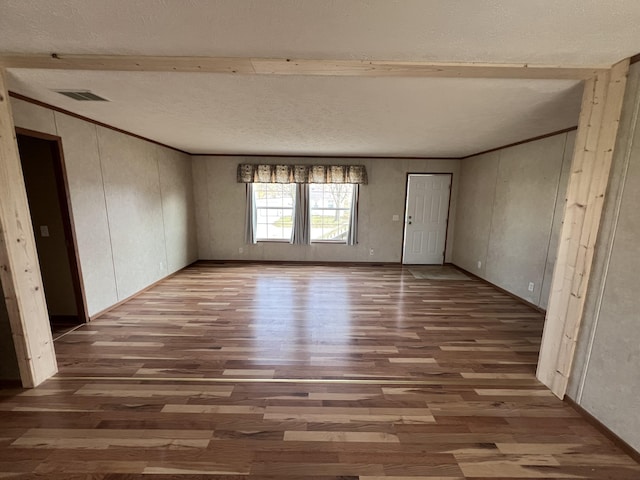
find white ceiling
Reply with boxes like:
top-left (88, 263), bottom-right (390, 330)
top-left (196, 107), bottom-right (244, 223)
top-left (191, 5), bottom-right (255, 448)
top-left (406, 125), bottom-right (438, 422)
top-left (2, 0), bottom-right (639, 64)
top-left (2, 1), bottom-right (640, 157)
top-left (7, 70), bottom-right (584, 157)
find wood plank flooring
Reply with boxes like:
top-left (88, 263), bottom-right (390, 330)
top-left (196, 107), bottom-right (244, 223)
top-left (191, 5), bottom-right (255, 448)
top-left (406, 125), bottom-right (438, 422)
top-left (0, 262), bottom-right (638, 478)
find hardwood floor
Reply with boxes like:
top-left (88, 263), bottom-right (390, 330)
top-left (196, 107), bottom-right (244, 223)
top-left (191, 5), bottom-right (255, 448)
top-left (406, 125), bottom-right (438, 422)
top-left (0, 262), bottom-right (638, 478)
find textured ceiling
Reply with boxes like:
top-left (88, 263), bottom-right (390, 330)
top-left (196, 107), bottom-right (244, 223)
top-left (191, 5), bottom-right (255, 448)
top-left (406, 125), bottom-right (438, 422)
top-left (1, 1), bottom-right (639, 156)
top-left (7, 70), bottom-right (583, 157)
top-left (2, 0), bottom-right (640, 64)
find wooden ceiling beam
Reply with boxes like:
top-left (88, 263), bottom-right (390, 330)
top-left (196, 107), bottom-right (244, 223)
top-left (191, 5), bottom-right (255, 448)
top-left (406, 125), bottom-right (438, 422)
top-left (0, 53), bottom-right (607, 80)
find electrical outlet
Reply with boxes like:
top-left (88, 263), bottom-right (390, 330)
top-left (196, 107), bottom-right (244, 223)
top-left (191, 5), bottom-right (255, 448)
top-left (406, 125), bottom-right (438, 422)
top-left (477, 261), bottom-right (482, 269)
top-left (40, 225), bottom-right (49, 237)
top-left (392, 214), bottom-right (400, 221)
top-left (369, 248), bottom-right (374, 256)
top-left (528, 282), bottom-right (535, 292)
top-left (239, 247), bottom-right (244, 254)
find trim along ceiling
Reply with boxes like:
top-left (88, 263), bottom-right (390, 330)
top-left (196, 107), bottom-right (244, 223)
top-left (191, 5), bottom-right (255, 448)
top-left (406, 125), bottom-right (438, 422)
top-left (1, 1), bottom-right (639, 157)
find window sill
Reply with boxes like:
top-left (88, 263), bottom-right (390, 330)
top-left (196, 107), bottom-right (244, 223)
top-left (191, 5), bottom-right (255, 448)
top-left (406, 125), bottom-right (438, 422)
top-left (254, 240), bottom-right (349, 245)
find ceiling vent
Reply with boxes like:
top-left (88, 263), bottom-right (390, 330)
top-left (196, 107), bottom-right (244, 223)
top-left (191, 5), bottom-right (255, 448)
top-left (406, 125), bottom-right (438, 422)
top-left (55, 90), bottom-right (109, 101)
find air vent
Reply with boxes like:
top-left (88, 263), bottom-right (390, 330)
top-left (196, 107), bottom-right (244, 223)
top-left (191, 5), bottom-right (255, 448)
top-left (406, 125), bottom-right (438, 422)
top-left (55, 90), bottom-right (109, 101)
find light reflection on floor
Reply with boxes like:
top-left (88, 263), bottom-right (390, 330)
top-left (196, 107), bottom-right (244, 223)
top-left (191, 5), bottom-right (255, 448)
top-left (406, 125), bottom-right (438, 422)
top-left (251, 271), bottom-right (351, 362)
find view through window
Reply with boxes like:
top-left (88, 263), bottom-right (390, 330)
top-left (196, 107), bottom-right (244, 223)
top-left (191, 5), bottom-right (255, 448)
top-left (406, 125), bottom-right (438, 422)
top-left (253, 183), bottom-right (354, 242)
top-left (254, 183), bottom-right (295, 240)
top-left (309, 184), bottom-right (354, 242)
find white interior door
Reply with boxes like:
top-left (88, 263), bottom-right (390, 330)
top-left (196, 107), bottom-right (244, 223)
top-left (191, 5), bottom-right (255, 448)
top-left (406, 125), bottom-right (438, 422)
top-left (402, 174), bottom-right (451, 264)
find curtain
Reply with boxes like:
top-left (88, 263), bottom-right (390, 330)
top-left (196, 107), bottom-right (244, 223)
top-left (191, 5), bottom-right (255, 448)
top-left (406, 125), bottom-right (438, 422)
top-left (292, 184), bottom-right (310, 245)
top-left (237, 163), bottom-right (367, 184)
top-left (244, 184), bottom-right (257, 244)
top-left (347, 184), bottom-right (359, 245)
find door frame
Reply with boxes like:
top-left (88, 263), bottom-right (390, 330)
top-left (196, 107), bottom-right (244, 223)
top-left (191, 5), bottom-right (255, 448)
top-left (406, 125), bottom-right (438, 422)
top-left (16, 127), bottom-right (89, 324)
top-left (401, 172), bottom-right (453, 265)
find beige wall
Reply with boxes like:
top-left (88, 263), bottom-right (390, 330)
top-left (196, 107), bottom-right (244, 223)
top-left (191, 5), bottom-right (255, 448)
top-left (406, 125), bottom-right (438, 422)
top-left (193, 156), bottom-right (460, 262)
top-left (567, 61), bottom-right (640, 452)
top-left (452, 131), bottom-right (575, 308)
top-left (450, 151), bottom-right (499, 279)
top-left (10, 98), bottom-right (198, 317)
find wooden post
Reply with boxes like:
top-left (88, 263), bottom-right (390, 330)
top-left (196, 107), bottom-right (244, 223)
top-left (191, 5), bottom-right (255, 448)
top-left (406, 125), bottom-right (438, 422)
top-left (537, 59), bottom-right (629, 398)
top-left (0, 69), bottom-right (57, 387)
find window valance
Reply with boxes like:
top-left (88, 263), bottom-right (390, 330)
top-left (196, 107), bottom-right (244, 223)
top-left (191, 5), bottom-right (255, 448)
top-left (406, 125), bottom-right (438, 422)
top-left (237, 164), bottom-right (368, 184)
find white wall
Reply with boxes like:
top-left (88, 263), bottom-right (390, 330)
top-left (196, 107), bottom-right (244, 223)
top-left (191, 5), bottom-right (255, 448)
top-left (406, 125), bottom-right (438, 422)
top-left (452, 131), bottom-right (575, 308)
top-left (567, 61), bottom-right (640, 452)
top-left (193, 156), bottom-right (460, 263)
top-left (11, 98), bottom-right (198, 317)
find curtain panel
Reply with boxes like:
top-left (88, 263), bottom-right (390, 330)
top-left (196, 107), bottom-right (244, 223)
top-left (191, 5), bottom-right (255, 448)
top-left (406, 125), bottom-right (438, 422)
top-left (292, 184), bottom-right (310, 245)
top-left (245, 184), bottom-right (257, 244)
top-left (237, 164), bottom-right (368, 185)
top-left (347, 184), bottom-right (359, 246)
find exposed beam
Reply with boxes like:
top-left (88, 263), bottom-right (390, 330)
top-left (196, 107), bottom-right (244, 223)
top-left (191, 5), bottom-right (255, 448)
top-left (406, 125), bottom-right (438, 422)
top-left (0, 53), bottom-right (606, 80)
top-left (0, 69), bottom-right (57, 387)
top-left (537, 58), bottom-right (629, 398)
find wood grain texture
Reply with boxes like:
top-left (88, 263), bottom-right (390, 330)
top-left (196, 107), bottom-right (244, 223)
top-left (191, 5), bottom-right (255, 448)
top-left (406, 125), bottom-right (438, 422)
top-left (538, 59), bottom-right (630, 397)
top-left (0, 54), bottom-right (607, 79)
top-left (0, 69), bottom-right (57, 387)
top-left (0, 262), bottom-right (637, 478)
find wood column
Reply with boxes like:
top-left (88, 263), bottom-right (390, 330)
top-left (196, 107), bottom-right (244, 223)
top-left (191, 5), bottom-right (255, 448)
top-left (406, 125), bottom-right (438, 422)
top-left (0, 69), bottom-right (57, 387)
top-left (537, 59), bottom-right (629, 398)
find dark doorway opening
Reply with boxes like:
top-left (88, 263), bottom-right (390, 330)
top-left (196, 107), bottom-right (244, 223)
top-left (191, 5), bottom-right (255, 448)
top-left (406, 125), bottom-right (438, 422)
top-left (16, 129), bottom-right (88, 333)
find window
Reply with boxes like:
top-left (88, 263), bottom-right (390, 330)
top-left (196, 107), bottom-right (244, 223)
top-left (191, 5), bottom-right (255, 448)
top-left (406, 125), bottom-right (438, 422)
top-left (247, 182), bottom-right (359, 245)
top-left (253, 183), bottom-right (295, 241)
top-left (309, 184), bottom-right (355, 242)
